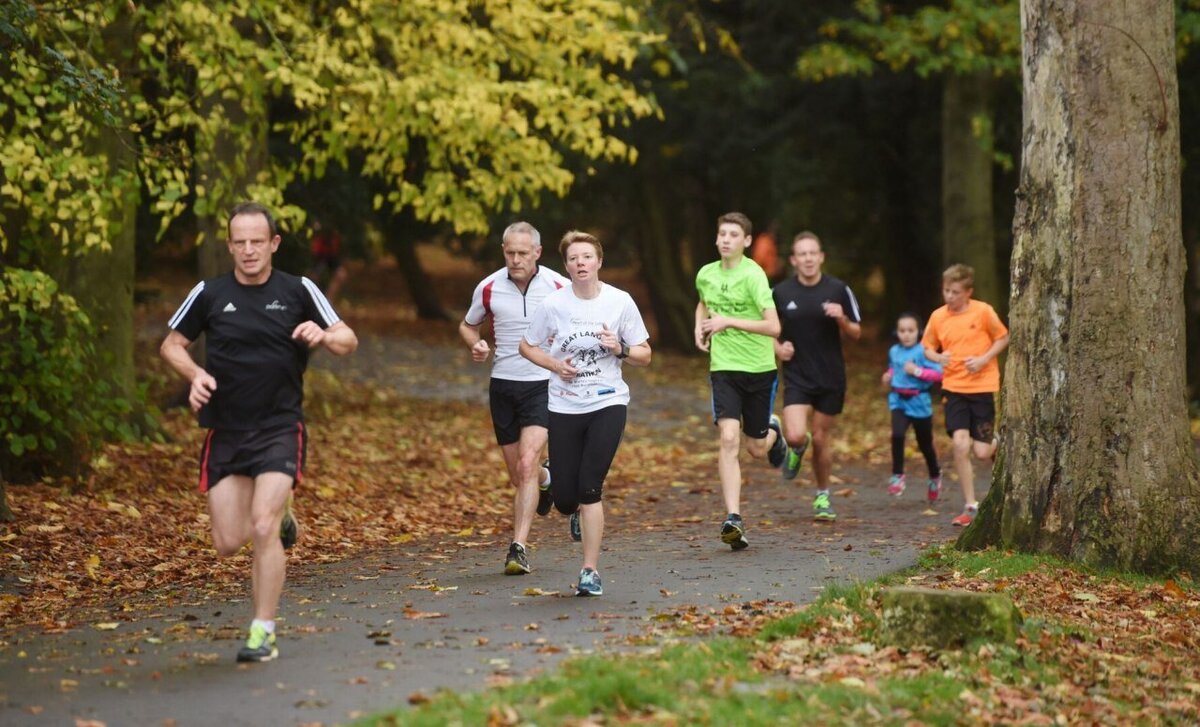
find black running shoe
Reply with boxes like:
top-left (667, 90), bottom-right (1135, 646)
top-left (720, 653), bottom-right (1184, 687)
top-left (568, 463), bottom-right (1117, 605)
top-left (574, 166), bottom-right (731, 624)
top-left (280, 504), bottom-right (298, 550)
top-left (536, 459), bottom-right (554, 516)
top-left (569, 510), bottom-right (582, 542)
top-left (767, 414), bottom-right (787, 468)
top-left (720, 514), bottom-right (747, 550)
top-left (504, 542), bottom-right (531, 575)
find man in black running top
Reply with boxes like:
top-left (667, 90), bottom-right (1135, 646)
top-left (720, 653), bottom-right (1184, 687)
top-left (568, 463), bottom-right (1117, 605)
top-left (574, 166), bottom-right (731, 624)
top-left (161, 202), bottom-right (358, 663)
top-left (773, 231), bottom-right (862, 523)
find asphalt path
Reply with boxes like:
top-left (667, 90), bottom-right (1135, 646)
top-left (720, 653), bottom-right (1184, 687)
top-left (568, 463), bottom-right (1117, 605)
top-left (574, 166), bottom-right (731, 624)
top-left (0, 333), bottom-right (976, 726)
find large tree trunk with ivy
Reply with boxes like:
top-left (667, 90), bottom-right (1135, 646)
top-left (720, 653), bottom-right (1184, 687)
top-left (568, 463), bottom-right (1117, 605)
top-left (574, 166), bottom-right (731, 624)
top-left (961, 0), bottom-right (1200, 572)
top-left (942, 71), bottom-right (1000, 310)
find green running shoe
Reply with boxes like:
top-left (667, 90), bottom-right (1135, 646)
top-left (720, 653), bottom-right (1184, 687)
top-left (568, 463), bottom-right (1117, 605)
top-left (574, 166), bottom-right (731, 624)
top-left (812, 492), bottom-right (837, 522)
top-left (236, 623), bottom-right (278, 663)
top-left (782, 433), bottom-right (811, 481)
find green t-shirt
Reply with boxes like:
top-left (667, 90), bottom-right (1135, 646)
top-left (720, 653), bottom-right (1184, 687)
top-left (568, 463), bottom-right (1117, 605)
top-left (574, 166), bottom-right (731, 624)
top-left (695, 256), bottom-right (777, 373)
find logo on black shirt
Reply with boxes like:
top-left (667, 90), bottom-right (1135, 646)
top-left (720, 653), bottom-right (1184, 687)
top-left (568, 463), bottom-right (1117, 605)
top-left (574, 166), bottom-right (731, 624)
top-left (223, 302), bottom-right (237, 313)
top-left (266, 300), bottom-right (288, 311)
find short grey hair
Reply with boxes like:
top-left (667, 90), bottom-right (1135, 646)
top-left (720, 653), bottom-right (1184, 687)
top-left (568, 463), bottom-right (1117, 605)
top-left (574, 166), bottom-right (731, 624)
top-left (501, 221), bottom-right (541, 248)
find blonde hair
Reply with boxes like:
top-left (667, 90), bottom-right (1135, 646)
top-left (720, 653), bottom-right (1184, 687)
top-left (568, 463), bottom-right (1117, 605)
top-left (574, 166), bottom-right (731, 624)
top-left (943, 263), bottom-right (975, 288)
top-left (559, 230), bottom-right (603, 260)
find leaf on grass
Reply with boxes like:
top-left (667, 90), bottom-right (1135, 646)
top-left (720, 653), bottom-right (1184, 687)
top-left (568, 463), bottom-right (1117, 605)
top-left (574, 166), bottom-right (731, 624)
top-left (376, 660), bottom-right (396, 670)
top-left (1072, 592), bottom-right (1099, 602)
top-left (922, 509), bottom-right (939, 516)
top-left (35, 525), bottom-right (65, 534)
top-left (94, 622), bottom-right (120, 630)
top-left (522, 587), bottom-right (557, 597)
top-left (834, 488), bottom-right (854, 497)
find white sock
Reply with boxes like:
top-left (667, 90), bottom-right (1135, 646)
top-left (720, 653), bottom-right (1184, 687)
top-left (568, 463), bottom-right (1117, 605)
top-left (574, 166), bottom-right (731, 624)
top-left (252, 618), bottom-right (275, 634)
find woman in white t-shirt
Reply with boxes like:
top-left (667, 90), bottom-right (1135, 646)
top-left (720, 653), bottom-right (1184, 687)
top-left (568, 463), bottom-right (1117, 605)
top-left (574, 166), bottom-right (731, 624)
top-left (519, 230), bottom-right (651, 597)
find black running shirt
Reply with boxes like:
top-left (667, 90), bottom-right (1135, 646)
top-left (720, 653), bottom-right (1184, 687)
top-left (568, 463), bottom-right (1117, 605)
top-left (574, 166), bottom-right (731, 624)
top-left (168, 270), bottom-right (340, 430)
top-left (773, 274), bottom-right (862, 391)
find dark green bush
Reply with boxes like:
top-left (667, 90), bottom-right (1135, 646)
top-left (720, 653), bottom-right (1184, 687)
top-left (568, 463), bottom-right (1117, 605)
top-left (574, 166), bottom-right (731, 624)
top-left (0, 267), bottom-right (134, 481)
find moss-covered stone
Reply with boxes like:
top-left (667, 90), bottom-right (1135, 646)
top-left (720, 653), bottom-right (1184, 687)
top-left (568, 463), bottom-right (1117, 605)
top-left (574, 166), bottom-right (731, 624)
top-left (878, 587), bottom-right (1022, 650)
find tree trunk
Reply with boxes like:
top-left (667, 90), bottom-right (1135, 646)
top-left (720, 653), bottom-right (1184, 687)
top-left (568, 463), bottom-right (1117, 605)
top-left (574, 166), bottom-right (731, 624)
top-left (633, 178), bottom-right (698, 352)
top-left (381, 212), bottom-right (449, 320)
top-left (942, 71), bottom-right (1000, 310)
top-left (961, 0), bottom-right (1200, 572)
top-left (61, 12), bottom-right (139, 412)
top-left (0, 467), bottom-right (12, 523)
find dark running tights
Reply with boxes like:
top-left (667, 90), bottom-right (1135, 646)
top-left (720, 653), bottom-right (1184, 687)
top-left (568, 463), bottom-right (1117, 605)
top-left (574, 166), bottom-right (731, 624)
top-left (891, 410), bottom-right (940, 478)
top-left (548, 405), bottom-right (627, 514)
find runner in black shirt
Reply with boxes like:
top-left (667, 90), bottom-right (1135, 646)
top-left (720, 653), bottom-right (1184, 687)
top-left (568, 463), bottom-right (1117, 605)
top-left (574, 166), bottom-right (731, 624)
top-left (772, 232), bottom-right (861, 522)
top-left (161, 202), bottom-right (358, 663)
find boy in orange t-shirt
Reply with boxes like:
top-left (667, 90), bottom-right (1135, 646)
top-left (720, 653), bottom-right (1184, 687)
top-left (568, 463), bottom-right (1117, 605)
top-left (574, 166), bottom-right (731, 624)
top-left (922, 264), bottom-right (1009, 527)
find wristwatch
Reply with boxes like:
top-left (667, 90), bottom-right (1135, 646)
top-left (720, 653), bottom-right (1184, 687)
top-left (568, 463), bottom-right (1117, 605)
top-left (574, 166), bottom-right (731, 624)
top-left (617, 342), bottom-right (630, 359)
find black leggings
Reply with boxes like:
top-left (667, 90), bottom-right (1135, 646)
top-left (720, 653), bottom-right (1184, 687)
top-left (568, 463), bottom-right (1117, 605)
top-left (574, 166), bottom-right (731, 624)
top-left (891, 410), bottom-right (940, 478)
top-left (548, 405), bottom-right (627, 514)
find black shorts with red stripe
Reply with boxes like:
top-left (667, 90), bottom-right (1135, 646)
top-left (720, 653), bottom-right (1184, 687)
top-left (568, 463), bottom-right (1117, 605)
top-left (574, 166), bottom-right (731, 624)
top-left (198, 422), bottom-right (307, 493)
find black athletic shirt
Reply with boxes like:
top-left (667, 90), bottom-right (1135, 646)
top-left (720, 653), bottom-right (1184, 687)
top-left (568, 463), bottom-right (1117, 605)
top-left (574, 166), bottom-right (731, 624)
top-left (772, 274), bottom-right (862, 391)
top-left (168, 270), bottom-right (340, 430)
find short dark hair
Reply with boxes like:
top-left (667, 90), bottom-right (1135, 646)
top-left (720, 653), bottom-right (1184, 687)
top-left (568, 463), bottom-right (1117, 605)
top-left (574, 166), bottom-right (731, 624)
top-left (717, 212), bottom-right (752, 237)
top-left (228, 201), bottom-right (277, 239)
top-left (559, 230), bottom-right (603, 260)
top-left (896, 311), bottom-right (922, 328)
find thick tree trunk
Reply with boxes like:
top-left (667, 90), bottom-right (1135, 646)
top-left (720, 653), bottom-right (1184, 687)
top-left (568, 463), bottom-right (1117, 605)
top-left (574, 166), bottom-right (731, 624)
top-left (381, 213), bottom-right (449, 321)
top-left (634, 178), bottom-right (698, 352)
top-left (0, 468), bottom-right (12, 523)
top-left (63, 14), bottom-right (139, 411)
top-left (962, 0), bottom-right (1200, 572)
top-left (942, 72), bottom-right (1000, 310)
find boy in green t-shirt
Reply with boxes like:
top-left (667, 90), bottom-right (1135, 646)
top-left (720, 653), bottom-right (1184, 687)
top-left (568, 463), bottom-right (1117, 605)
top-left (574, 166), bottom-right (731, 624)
top-left (695, 212), bottom-right (786, 550)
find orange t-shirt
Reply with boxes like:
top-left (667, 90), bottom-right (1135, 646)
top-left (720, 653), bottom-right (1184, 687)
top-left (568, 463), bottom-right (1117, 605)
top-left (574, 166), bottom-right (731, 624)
top-left (921, 299), bottom-right (1008, 394)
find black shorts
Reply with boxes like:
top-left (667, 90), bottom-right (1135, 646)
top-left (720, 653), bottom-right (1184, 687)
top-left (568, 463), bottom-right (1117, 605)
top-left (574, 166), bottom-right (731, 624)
top-left (943, 391), bottom-right (995, 442)
top-left (782, 371), bottom-right (845, 415)
top-left (709, 370), bottom-right (778, 437)
top-left (198, 422), bottom-right (306, 493)
top-left (489, 378), bottom-right (550, 445)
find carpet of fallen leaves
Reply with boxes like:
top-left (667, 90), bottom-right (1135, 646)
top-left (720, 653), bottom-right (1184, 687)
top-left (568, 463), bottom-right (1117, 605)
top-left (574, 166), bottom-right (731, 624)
top-left (0, 377), bottom-right (529, 633)
top-left (752, 559), bottom-right (1200, 724)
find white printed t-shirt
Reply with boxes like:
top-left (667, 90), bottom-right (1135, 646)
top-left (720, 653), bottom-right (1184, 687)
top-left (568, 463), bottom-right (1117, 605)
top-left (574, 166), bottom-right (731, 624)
top-left (523, 283), bottom-right (650, 414)
top-left (464, 265), bottom-right (569, 381)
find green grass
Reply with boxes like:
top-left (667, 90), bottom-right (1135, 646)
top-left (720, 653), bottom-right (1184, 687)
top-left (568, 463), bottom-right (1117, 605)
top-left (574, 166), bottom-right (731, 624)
top-left (358, 547), bottom-right (1194, 726)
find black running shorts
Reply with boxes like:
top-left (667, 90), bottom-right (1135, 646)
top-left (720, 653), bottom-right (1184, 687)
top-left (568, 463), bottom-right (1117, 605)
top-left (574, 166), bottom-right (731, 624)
top-left (198, 422), bottom-right (306, 493)
top-left (781, 372), bottom-right (846, 416)
top-left (489, 377), bottom-right (550, 445)
top-left (943, 391), bottom-right (995, 442)
top-left (709, 370), bottom-right (778, 437)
